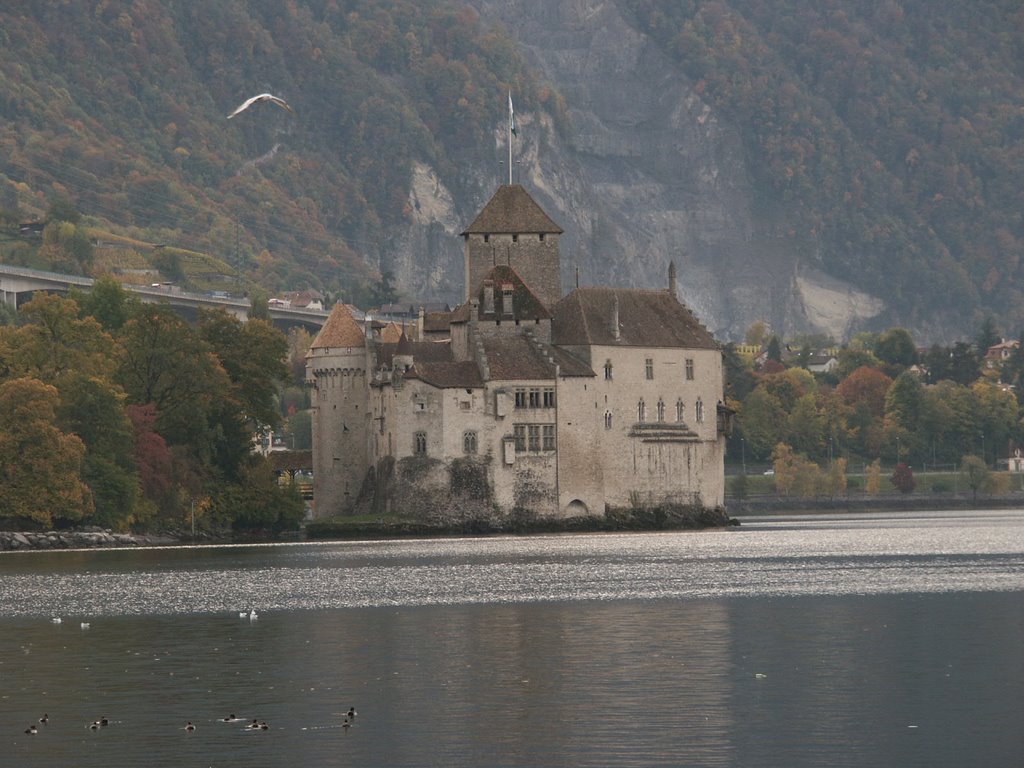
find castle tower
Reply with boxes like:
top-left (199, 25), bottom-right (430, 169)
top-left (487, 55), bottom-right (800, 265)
top-left (306, 304), bottom-right (370, 516)
top-left (461, 184), bottom-right (563, 308)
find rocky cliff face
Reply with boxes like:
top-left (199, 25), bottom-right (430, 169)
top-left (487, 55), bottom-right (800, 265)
top-left (390, 0), bottom-right (886, 342)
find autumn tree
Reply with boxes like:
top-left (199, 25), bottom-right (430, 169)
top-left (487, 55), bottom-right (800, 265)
top-left (0, 377), bottom-right (92, 527)
top-left (890, 462), bottom-right (916, 494)
top-left (865, 459), bottom-right (881, 495)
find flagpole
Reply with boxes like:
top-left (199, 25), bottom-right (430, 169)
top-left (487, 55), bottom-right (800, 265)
top-left (507, 91), bottom-right (513, 185)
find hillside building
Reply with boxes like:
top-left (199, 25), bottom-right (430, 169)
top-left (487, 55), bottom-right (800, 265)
top-left (307, 185), bottom-right (728, 519)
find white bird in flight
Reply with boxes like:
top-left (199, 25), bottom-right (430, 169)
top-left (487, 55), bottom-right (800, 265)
top-left (227, 93), bottom-right (294, 119)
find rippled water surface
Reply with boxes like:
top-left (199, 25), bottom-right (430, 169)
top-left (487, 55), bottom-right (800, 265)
top-left (1, 510), bottom-right (1022, 767)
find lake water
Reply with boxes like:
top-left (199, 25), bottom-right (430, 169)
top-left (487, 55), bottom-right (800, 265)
top-left (1, 510), bottom-right (1022, 767)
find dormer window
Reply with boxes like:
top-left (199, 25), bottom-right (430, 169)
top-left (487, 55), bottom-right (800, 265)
top-left (502, 283), bottom-right (514, 317)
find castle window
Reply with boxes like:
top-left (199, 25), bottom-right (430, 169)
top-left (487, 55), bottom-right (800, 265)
top-left (695, 398), bottom-right (704, 423)
top-left (484, 234), bottom-right (490, 243)
top-left (515, 389), bottom-right (527, 408)
top-left (657, 399), bottom-right (665, 422)
top-left (502, 283), bottom-right (514, 317)
top-left (604, 360), bottom-right (613, 380)
top-left (463, 431), bottom-right (478, 454)
top-left (513, 425), bottom-right (527, 452)
top-left (414, 431), bottom-right (427, 455)
top-left (685, 358), bottom-right (695, 380)
top-left (483, 281), bottom-right (495, 315)
top-left (604, 410), bottom-right (613, 430)
top-left (539, 233), bottom-right (545, 242)
top-left (528, 425), bottom-right (541, 452)
top-left (676, 399), bottom-right (685, 422)
top-left (542, 425), bottom-right (556, 451)
top-left (528, 388), bottom-right (541, 408)
top-left (637, 399), bottom-right (646, 423)
top-left (543, 388), bottom-right (556, 408)
top-left (645, 358), bottom-right (654, 380)
top-left (512, 234), bottom-right (519, 243)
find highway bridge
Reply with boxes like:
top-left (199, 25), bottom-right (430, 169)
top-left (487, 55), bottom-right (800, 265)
top-left (0, 264), bottom-right (329, 332)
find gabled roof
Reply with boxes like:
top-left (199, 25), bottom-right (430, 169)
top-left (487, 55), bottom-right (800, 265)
top-left (310, 303), bottom-right (365, 349)
top-left (461, 184), bottom-right (563, 236)
top-left (552, 288), bottom-right (719, 350)
top-left (451, 265), bottom-right (552, 323)
top-left (379, 321), bottom-right (404, 344)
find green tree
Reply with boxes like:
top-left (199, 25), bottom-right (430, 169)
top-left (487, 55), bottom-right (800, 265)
top-left (975, 317), bottom-right (1000, 358)
top-left (117, 306), bottom-right (233, 473)
top-left (959, 454), bottom-right (989, 502)
top-left (57, 372), bottom-right (142, 530)
top-left (874, 327), bottom-right (917, 371)
top-left (197, 309), bottom-right (289, 430)
top-left (75, 276), bottom-right (139, 332)
top-left (0, 377), bottom-right (92, 527)
top-left (739, 388), bottom-right (786, 459)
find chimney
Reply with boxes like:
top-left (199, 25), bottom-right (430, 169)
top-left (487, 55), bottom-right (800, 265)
top-left (668, 261), bottom-right (678, 298)
top-left (417, 306), bottom-right (425, 340)
top-left (611, 294), bottom-right (620, 341)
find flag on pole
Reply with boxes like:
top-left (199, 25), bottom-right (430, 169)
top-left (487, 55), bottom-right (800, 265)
top-left (508, 91), bottom-right (517, 137)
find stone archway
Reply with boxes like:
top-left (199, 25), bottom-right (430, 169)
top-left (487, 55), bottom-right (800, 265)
top-left (565, 499), bottom-right (589, 517)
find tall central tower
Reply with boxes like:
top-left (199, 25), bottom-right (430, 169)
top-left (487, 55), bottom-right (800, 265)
top-left (461, 184), bottom-right (563, 308)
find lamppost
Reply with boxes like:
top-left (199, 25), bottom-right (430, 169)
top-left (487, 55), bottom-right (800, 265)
top-left (896, 434), bottom-right (900, 465)
top-left (828, 436), bottom-right (833, 465)
top-left (741, 437), bottom-right (746, 476)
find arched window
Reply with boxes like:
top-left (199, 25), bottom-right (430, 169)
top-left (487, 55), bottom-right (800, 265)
top-left (414, 431), bottom-right (427, 455)
top-left (656, 399), bottom-right (665, 422)
top-left (637, 399), bottom-right (646, 422)
top-left (695, 398), bottom-right (704, 424)
top-left (604, 360), bottom-right (613, 380)
top-left (463, 431), bottom-right (478, 454)
top-left (604, 410), bottom-right (613, 430)
top-left (676, 399), bottom-right (685, 422)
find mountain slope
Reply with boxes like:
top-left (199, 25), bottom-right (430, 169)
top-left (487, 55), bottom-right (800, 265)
top-left (1, 0), bottom-right (1021, 341)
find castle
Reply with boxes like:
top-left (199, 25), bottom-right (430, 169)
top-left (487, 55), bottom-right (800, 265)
top-left (306, 184), bottom-right (728, 519)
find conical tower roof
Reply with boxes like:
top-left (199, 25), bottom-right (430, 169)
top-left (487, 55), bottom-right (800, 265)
top-left (461, 184), bottom-right (563, 235)
top-left (310, 304), bottom-right (365, 349)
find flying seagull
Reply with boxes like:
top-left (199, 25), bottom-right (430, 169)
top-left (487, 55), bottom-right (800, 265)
top-left (227, 93), bottom-right (294, 119)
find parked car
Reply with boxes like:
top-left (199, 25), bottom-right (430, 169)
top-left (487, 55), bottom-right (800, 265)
top-left (763, 469), bottom-right (775, 476)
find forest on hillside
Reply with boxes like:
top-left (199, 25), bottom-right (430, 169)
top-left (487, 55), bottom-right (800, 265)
top-left (620, 0), bottom-right (1024, 331)
top-left (0, 1), bottom-right (1021, 333)
top-left (0, 0), bottom-right (558, 304)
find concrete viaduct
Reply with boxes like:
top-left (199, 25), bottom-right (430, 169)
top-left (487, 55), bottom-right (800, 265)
top-left (0, 264), bottom-right (329, 332)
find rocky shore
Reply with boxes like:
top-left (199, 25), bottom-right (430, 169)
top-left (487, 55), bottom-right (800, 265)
top-left (0, 528), bottom-right (185, 551)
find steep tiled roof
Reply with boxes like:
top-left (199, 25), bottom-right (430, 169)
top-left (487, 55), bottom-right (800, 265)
top-left (422, 311), bottom-right (452, 333)
top-left (406, 361), bottom-right (484, 389)
top-left (552, 288), bottom-right (719, 349)
top-left (310, 304), bottom-right (365, 349)
top-left (379, 321), bottom-right (403, 344)
top-left (482, 264), bottom-right (551, 319)
top-left (461, 185), bottom-right (563, 235)
top-left (377, 340), bottom-right (453, 368)
top-left (483, 335), bottom-right (594, 380)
